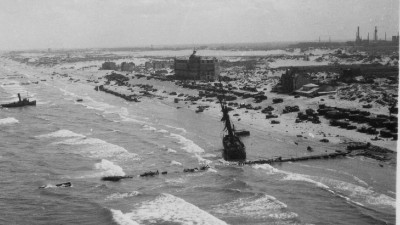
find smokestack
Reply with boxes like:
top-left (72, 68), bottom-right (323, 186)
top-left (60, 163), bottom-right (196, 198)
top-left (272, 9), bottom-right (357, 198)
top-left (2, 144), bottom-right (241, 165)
top-left (18, 93), bottom-right (21, 102)
top-left (357, 26), bottom-right (360, 40)
top-left (374, 26), bottom-right (378, 41)
top-left (385, 32), bottom-right (386, 41)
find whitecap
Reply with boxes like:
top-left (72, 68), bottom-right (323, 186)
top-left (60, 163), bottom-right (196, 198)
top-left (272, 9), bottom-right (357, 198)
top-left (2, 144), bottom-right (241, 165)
top-left (94, 159), bottom-right (125, 176)
top-left (0, 117), bottom-right (19, 125)
top-left (212, 194), bottom-right (291, 219)
top-left (194, 154), bottom-right (212, 164)
top-left (252, 164), bottom-right (281, 175)
top-left (106, 191), bottom-right (140, 201)
top-left (156, 129), bottom-right (169, 134)
top-left (170, 160), bottom-right (182, 166)
top-left (169, 133), bottom-right (204, 153)
top-left (283, 173), bottom-right (329, 189)
top-left (202, 153), bottom-right (217, 158)
top-left (167, 148), bottom-right (177, 153)
top-left (142, 124), bottom-right (157, 131)
top-left (207, 168), bottom-right (218, 173)
top-left (110, 209), bottom-right (140, 225)
top-left (268, 212), bottom-right (298, 220)
top-left (322, 178), bottom-right (396, 208)
top-left (120, 193), bottom-right (227, 225)
top-left (36, 129), bottom-right (85, 138)
top-left (165, 124), bottom-right (187, 133)
top-left (53, 137), bottom-right (139, 160)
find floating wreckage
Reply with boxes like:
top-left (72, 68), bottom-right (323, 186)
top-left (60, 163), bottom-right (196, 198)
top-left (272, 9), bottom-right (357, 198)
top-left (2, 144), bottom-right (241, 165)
top-left (218, 85), bottom-right (246, 161)
top-left (39, 182), bottom-right (72, 189)
top-left (101, 176), bottom-right (133, 182)
top-left (1, 93), bottom-right (36, 108)
top-left (101, 166), bottom-right (211, 182)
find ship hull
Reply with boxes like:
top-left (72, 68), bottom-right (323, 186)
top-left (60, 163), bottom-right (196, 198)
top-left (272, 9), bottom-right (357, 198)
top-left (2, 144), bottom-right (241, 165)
top-left (1, 100), bottom-right (36, 108)
top-left (222, 135), bottom-right (246, 161)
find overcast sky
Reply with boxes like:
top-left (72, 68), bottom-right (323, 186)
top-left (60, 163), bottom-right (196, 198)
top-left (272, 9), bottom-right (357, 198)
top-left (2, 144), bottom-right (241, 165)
top-left (0, 0), bottom-right (398, 50)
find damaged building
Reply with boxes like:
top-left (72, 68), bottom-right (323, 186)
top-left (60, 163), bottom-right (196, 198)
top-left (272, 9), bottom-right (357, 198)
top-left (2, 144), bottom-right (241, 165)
top-left (101, 61), bottom-right (135, 72)
top-left (121, 62), bottom-right (135, 72)
top-left (174, 50), bottom-right (220, 81)
top-left (145, 60), bottom-right (173, 70)
top-left (278, 68), bottom-right (313, 93)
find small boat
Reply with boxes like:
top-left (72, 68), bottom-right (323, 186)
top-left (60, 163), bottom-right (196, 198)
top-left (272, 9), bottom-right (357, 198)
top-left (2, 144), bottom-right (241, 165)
top-left (76, 98), bottom-right (83, 102)
top-left (1, 93), bottom-right (36, 108)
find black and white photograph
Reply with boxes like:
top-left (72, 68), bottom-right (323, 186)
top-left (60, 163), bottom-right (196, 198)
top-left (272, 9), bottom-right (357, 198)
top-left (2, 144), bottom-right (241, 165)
top-left (0, 0), bottom-right (398, 224)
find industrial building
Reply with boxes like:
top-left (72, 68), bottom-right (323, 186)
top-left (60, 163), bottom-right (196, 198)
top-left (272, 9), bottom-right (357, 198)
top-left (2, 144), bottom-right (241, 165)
top-left (174, 50), bottom-right (220, 81)
top-left (354, 26), bottom-right (399, 46)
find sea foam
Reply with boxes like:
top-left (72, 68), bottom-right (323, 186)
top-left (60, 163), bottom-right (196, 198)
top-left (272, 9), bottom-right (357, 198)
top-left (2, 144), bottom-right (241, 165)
top-left (52, 137), bottom-right (139, 160)
top-left (36, 129), bottom-right (85, 138)
top-left (0, 117), bottom-right (19, 125)
top-left (119, 193), bottom-right (227, 225)
top-left (94, 159), bottom-right (125, 176)
top-left (169, 133), bottom-right (204, 153)
top-left (106, 191), bottom-right (141, 201)
top-left (110, 209), bottom-right (140, 225)
top-left (212, 194), bottom-right (292, 220)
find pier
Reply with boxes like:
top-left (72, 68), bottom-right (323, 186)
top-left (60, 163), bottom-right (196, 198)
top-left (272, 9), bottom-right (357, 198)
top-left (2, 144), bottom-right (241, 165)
top-left (243, 151), bottom-right (349, 165)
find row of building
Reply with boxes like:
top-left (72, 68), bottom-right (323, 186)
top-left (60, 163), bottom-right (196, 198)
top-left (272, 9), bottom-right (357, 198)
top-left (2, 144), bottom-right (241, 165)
top-left (274, 67), bottom-right (363, 97)
top-left (100, 51), bottom-right (220, 81)
top-left (101, 61), bottom-right (135, 72)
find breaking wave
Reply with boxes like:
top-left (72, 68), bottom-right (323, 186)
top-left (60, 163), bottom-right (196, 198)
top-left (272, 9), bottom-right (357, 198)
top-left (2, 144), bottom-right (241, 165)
top-left (169, 133), bottom-right (204, 153)
top-left (212, 193), bottom-right (297, 221)
top-left (111, 193), bottom-right (227, 225)
top-left (170, 160), bottom-right (182, 166)
top-left (0, 117), bottom-right (19, 125)
top-left (53, 137), bottom-right (139, 160)
top-left (254, 163), bottom-right (395, 209)
top-left (110, 209), bottom-right (140, 225)
top-left (94, 159), bottom-right (125, 176)
top-left (165, 124), bottom-right (187, 133)
top-left (106, 191), bottom-right (141, 201)
top-left (36, 129), bottom-right (85, 138)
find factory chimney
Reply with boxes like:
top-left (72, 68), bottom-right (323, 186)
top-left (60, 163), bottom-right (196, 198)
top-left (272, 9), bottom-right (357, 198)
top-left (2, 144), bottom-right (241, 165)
top-left (357, 26), bottom-right (360, 40)
top-left (374, 26), bottom-right (378, 41)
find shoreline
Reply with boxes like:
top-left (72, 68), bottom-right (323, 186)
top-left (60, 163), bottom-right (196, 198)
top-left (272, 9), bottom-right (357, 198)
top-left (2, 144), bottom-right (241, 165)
top-left (94, 75), bottom-right (397, 156)
top-left (0, 56), bottom-right (396, 162)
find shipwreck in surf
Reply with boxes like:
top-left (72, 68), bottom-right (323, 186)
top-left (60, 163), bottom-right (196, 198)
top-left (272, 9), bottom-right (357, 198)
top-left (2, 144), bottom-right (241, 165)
top-left (218, 85), bottom-right (246, 161)
top-left (1, 93), bottom-right (36, 108)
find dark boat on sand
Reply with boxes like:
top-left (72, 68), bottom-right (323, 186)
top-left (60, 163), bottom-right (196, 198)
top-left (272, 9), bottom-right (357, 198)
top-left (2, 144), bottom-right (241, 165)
top-left (1, 93), bottom-right (36, 108)
top-left (218, 86), bottom-right (246, 161)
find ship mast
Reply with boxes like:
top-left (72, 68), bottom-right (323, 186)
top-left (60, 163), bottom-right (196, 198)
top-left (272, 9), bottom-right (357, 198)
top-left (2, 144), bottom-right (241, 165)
top-left (218, 83), bottom-right (234, 138)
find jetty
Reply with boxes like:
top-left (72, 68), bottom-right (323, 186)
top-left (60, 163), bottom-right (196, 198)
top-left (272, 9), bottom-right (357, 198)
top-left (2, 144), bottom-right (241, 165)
top-left (244, 151), bottom-right (349, 165)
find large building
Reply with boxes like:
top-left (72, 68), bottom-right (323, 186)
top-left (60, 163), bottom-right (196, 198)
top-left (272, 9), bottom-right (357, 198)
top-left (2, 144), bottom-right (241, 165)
top-left (279, 68), bottom-right (313, 93)
top-left (174, 50), bottom-right (219, 81)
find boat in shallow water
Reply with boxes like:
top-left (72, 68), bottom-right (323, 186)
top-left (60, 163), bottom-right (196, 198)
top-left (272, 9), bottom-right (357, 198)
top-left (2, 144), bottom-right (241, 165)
top-left (1, 93), bottom-right (36, 108)
top-left (219, 86), bottom-right (246, 161)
